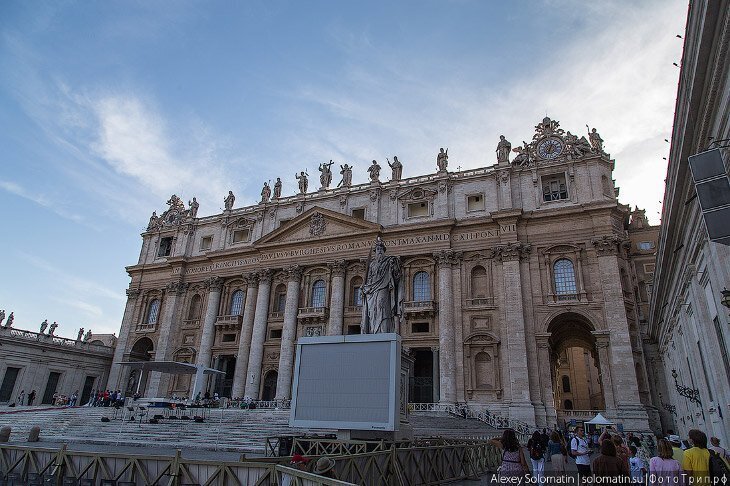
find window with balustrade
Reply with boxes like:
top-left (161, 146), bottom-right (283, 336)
top-left (146, 299), bottom-right (160, 324)
top-left (553, 259), bottom-right (577, 298)
top-left (310, 280), bottom-right (326, 308)
top-left (413, 272), bottom-right (431, 302)
top-left (273, 284), bottom-right (287, 312)
top-left (230, 290), bottom-right (244, 316)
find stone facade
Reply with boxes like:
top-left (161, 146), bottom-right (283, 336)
top-left (647, 1), bottom-right (730, 443)
top-left (0, 327), bottom-right (115, 405)
top-left (109, 117), bottom-right (656, 430)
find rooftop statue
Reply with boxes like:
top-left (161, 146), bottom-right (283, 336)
top-left (147, 211), bottom-right (160, 231)
top-left (77, 328), bottom-right (84, 341)
top-left (339, 164), bottom-right (353, 187)
top-left (388, 156), bottom-right (403, 181)
top-left (296, 171), bottom-right (309, 194)
top-left (48, 321), bottom-right (58, 336)
top-left (319, 160), bottom-right (334, 189)
top-left (587, 125), bottom-right (604, 153)
top-left (84, 329), bottom-right (92, 342)
top-left (368, 160), bottom-right (381, 183)
top-left (496, 135), bottom-right (511, 164)
top-left (361, 237), bottom-right (404, 334)
top-left (40, 319), bottom-right (48, 334)
top-left (0, 310), bottom-right (5, 326)
top-left (224, 191), bottom-right (235, 211)
top-left (437, 148), bottom-right (448, 172)
top-left (188, 197), bottom-right (199, 218)
top-left (261, 182), bottom-right (271, 203)
top-left (3, 312), bottom-right (13, 329)
top-left (273, 177), bottom-right (282, 199)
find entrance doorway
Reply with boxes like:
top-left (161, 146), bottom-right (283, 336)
top-left (262, 370), bottom-right (278, 401)
top-left (411, 348), bottom-right (435, 403)
top-left (214, 356), bottom-right (236, 398)
top-left (126, 337), bottom-right (153, 395)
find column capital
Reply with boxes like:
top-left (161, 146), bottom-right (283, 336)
top-left (592, 330), bottom-right (611, 347)
top-left (166, 281), bottom-right (189, 295)
top-left (535, 333), bottom-right (551, 348)
top-left (431, 346), bottom-right (440, 353)
top-left (205, 276), bottom-right (224, 291)
top-left (433, 249), bottom-right (462, 266)
top-left (591, 235), bottom-right (628, 255)
top-left (284, 265), bottom-right (303, 282)
top-left (329, 260), bottom-right (347, 277)
top-left (257, 269), bottom-right (272, 284)
top-left (494, 242), bottom-right (531, 262)
top-left (243, 272), bottom-right (260, 287)
top-left (126, 288), bottom-right (141, 299)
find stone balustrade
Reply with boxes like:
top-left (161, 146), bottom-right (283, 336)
top-left (0, 327), bottom-right (114, 355)
top-left (403, 300), bottom-right (437, 316)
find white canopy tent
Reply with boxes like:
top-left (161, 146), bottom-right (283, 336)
top-left (117, 361), bottom-right (225, 400)
top-left (584, 413), bottom-right (615, 426)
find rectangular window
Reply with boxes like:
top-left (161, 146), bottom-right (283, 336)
top-left (0, 367), bottom-right (20, 402)
top-left (352, 286), bottom-right (362, 306)
top-left (346, 325), bottom-right (360, 335)
top-left (42, 372), bottom-right (62, 405)
top-left (637, 241), bottom-right (655, 251)
top-left (542, 174), bottom-right (568, 202)
top-left (157, 237), bottom-right (173, 257)
top-left (232, 229), bottom-right (250, 244)
top-left (269, 329), bottom-right (282, 339)
top-left (200, 236), bottom-right (213, 251)
top-left (351, 208), bottom-right (365, 219)
top-left (643, 264), bottom-right (655, 274)
top-left (467, 194), bottom-right (485, 212)
top-left (279, 218), bottom-right (291, 227)
top-left (222, 333), bottom-right (236, 343)
top-left (412, 322), bottom-right (430, 333)
top-left (408, 202), bottom-right (429, 218)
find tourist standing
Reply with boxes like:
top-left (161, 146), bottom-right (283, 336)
top-left (709, 437), bottom-right (729, 461)
top-left (649, 438), bottom-right (682, 485)
top-left (499, 429), bottom-right (529, 477)
top-left (613, 435), bottom-right (631, 472)
top-left (629, 445), bottom-right (647, 482)
top-left (17, 390), bottom-right (25, 405)
top-left (548, 430), bottom-right (568, 473)
top-left (669, 435), bottom-right (685, 464)
top-left (313, 457), bottom-right (337, 479)
top-left (571, 425), bottom-right (592, 476)
top-left (592, 440), bottom-right (630, 478)
top-left (683, 429), bottom-right (710, 485)
top-left (528, 431), bottom-right (546, 479)
top-left (27, 390), bottom-right (36, 406)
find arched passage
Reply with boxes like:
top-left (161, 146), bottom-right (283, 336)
top-left (262, 370), bottom-right (278, 401)
top-left (546, 313), bottom-right (605, 422)
top-left (126, 337), bottom-right (154, 396)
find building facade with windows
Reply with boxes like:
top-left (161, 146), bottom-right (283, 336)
top-left (108, 117), bottom-right (658, 431)
top-left (647, 0), bottom-right (730, 443)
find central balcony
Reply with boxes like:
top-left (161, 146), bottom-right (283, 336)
top-left (403, 300), bottom-right (437, 317)
top-left (298, 306), bottom-right (329, 323)
top-left (215, 314), bottom-right (242, 331)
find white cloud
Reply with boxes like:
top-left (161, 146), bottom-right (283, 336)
top-left (0, 180), bottom-right (85, 223)
top-left (51, 297), bottom-right (103, 319)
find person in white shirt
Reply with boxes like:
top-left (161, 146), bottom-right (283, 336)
top-left (571, 426), bottom-right (592, 476)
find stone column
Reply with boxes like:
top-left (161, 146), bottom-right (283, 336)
top-left (496, 242), bottom-right (535, 424)
top-left (591, 236), bottom-right (644, 416)
top-left (431, 346), bottom-right (440, 403)
top-left (195, 276), bottom-right (223, 390)
top-left (276, 265), bottom-right (303, 400)
top-left (147, 281), bottom-right (187, 397)
top-left (328, 260), bottom-right (346, 335)
top-left (107, 288), bottom-right (140, 390)
top-left (435, 250), bottom-right (457, 404)
top-left (592, 331), bottom-right (616, 410)
top-left (244, 270), bottom-right (272, 399)
top-left (231, 273), bottom-right (259, 398)
top-left (535, 333), bottom-right (557, 427)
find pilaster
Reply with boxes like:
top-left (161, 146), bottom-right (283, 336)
top-left (107, 288), bottom-right (140, 390)
top-left (535, 333), bottom-right (557, 428)
top-left (148, 280), bottom-right (188, 397)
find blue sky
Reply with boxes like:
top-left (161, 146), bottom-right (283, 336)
top-left (0, 1), bottom-right (686, 338)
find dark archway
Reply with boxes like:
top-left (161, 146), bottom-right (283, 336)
top-left (547, 313), bottom-right (605, 416)
top-left (126, 337), bottom-right (154, 395)
top-left (410, 348), bottom-right (435, 403)
top-left (262, 370), bottom-right (278, 401)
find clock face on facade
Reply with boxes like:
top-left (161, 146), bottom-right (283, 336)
top-left (537, 137), bottom-right (564, 159)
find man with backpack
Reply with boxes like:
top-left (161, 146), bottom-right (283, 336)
top-left (571, 425), bottom-right (592, 476)
top-left (528, 431), bottom-right (547, 479)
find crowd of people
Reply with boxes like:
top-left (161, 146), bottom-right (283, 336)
top-left (86, 390), bottom-right (125, 407)
top-left (497, 426), bottom-right (729, 483)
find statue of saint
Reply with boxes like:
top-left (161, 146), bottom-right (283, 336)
top-left (319, 160), bottom-right (334, 189)
top-left (339, 164), bottom-right (353, 187)
top-left (0, 310), bottom-right (5, 326)
top-left (84, 330), bottom-right (92, 342)
top-left (77, 328), bottom-right (84, 341)
top-left (273, 178), bottom-right (282, 199)
top-left (48, 321), bottom-right (58, 336)
top-left (587, 126), bottom-right (604, 152)
top-left (261, 182), bottom-right (271, 203)
top-left (387, 156), bottom-right (403, 180)
top-left (496, 135), bottom-right (511, 164)
top-left (296, 171), bottom-right (309, 194)
top-left (437, 148), bottom-right (448, 172)
top-left (3, 312), bottom-right (13, 328)
top-left (368, 160), bottom-right (381, 183)
top-left (40, 319), bottom-right (48, 334)
top-left (147, 211), bottom-right (159, 231)
top-left (224, 191), bottom-right (235, 211)
top-left (188, 197), bottom-right (199, 218)
top-left (361, 237), bottom-right (404, 334)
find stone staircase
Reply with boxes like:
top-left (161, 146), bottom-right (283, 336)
top-left (0, 407), bottom-right (502, 455)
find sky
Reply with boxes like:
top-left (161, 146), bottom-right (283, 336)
top-left (0, 0), bottom-right (687, 339)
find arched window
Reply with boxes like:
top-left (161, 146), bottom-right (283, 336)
top-left (273, 284), bottom-right (287, 312)
top-left (562, 375), bottom-right (571, 393)
top-left (350, 276), bottom-right (363, 306)
top-left (470, 265), bottom-right (488, 298)
top-left (311, 280), bottom-right (326, 308)
top-left (553, 259), bottom-right (577, 296)
top-left (146, 299), bottom-right (160, 324)
top-left (413, 272), bottom-right (431, 302)
top-left (187, 295), bottom-right (202, 320)
top-left (564, 399), bottom-right (573, 410)
top-left (230, 290), bottom-right (244, 316)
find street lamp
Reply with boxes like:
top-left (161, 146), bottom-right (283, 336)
top-left (721, 288), bottom-right (730, 311)
top-left (672, 369), bottom-right (702, 406)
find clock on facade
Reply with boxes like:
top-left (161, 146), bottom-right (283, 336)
top-left (537, 137), bottom-right (564, 159)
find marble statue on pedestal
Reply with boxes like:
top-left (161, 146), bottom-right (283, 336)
top-left (339, 164), bottom-right (353, 187)
top-left (361, 237), bottom-right (404, 334)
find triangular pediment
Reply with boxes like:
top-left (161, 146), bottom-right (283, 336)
top-left (255, 206), bottom-right (382, 249)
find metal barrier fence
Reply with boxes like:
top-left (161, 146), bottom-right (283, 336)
top-left (1, 439), bottom-right (501, 485)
